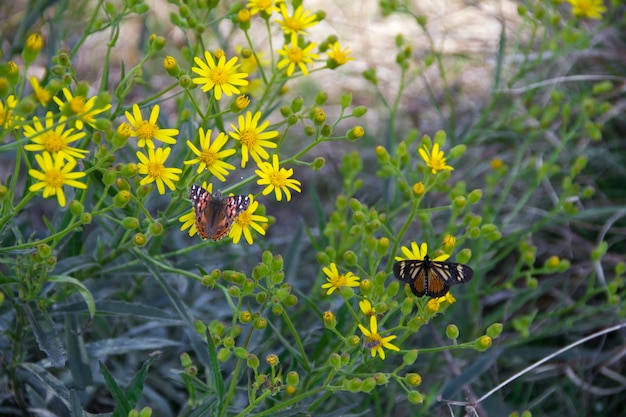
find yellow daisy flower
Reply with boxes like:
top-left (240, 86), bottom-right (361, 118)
top-left (183, 128), bottom-right (236, 181)
top-left (191, 51), bottom-right (249, 101)
top-left (275, 3), bottom-right (318, 36)
top-left (327, 42), bottom-right (354, 67)
top-left (418, 142), bottom-right (454, 174)
top-left (125, 104), bottom-right (179, 149)
top-left (229, 195), bottom-right (269, 245)
top-left (229, 111), bottom-right (278, 168)
top-left (53, 88), bottom-right (112, 130)
top-left (23, 111), bottom-right (88, 162)
top-left (395, 242), bottom-right (449, 262)
top-left (567, 0), bottom-right (607, 19)
top-left (247, 0), bottom-right (280, 15)
top-left (29, 77), bottom-right (52, 106)
top-left (359, 299), bottom-right (377, 317)
top-left (255, 154), bottom-right (302, 201)
top-left (0, 95), bottom-right (19, 129)
top-left (321, 263), bottom-right (360, 295)
top-left (28, 152), bottom-right (87, 207)
top-left (136, 147), bottom-right (182, 194)
top-left (277, 33), bottom-right (319, 77)
top-left (358, 315), bottom-right (400, 360)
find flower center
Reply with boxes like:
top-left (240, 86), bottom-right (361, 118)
top-left (69, 96), bottom-right (86, 114)
top-left (429, 155), bottom-right (447, 171)
top-left (210, 68), bottom-right (228, 85)
top-left (257, 0), bottom-right (272, 10)
top-left (147, 162), bottom-right (165, 178)
top-left (285, 18), bottom-right (301, 32)
top-left (365, 334), bottom-right (382, 348)
top-left (287, 47), bottom-right (303, 63)
top-left (136, 121), bottom-right (157, 141)
top-left (45, 169), bottom-right (65, 188)
top-left (236, 211), bottom-right (251, 226)
top-left (239, 130), bottom-right (257, 147)
top-left (270, 171), bottom-right (287, 188)
top-left (200, 149), bottom-right (217, 166)
top-left (42, 132), bottom-right (66, 153)
top-left (331, 273), bottom-right (347, 288)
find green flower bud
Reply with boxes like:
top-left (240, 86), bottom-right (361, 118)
top-left (80, 213), bottom-right (92, 224)
top-left (446, 324), bottom-right (459, 341)
top-left (69, 200), bottom-right (83, 216)
top-left (133, 233), bottom-right (147, 247)
top-left (149, 222), bottom-right (164, 236)
top-left (352, 106), bottom-right (367, 117)
top-left (486, 323), bottom-right (503, 339)
top-left (180, 352), bottom-right (192, 368)
top-left (217, 348), bottom-right (231, 362)
top-left (475, 335), bottom-right (492, 351)
top-left (253, 317), bottom-right (267, 330)
top-left (291, 96), bottom-right (304, 112)
top-left (329, 353), bottom-right (342, 369)
top-left (403, 349), bottom-right (418, 366)
top-left (343, 250), bottom-right (357, 266)
top-left (247, 353), bottom-right (260, 370)
top-left (315, 92), bottom-right (327, 105)
top-left (361, 377), bottom-right (376, 393)
top-left (347, 377), bottom-right (362, 393)
top-left (114, 190), bottom-right (131, 208)
top-left (407, 390), bottom-right (424, 404)
top-left (122, 217), bottom-right (140, 230)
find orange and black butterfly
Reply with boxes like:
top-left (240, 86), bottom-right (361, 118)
top-left (393, 255), bottom-right (474, 297)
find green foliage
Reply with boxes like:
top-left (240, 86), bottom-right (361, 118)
top-left (1, 0), bottom-right (625, 416)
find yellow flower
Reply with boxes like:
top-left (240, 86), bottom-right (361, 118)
top-left (229, 195), bottom-right (269, 245)
top-left (53, 88), bottom-right (112, 130)
top-left (442, 235), bottom-right (456, 251)
top-left (247, 0), bottom-right (280, 15)
top-left (29, 77), bottom-right (52, 106)
top-left (277, 33), bottom-right (319, 77)
top-left (191, 51), bottom-right (249, 100)
top-left (255, 154), bottom-right (302, 202)
top-left (136, 147), bottom-right (182, 194)
top-left (275, 3), bottom-right (318, 36)
top-left (0, 95), bottom-right (18, 129)
top-left (125, 104), bottom-right (179, 149)
top-left (28, 152), bottom-right (87, 207)
top-left (358, 315), bottom-right (400, 360)
top-left (321, 263), bottom-right (360, 295)
top-left (359, 299), bottom-right (376, 317)
top-left (229, 111), bottom-right (278, 167)
top-left (327, 42), bottom-right (354, 66)
top-left (395, 242), bottom-right (449, 262)
top-left (183, 128), bottom-right (236, 181)
top-left (567, 0), bottom-right (606, 19)
top-left (418, 143), bottom-right (454, 174)
top-left (23, 111), bottom-right (88, 162)
top-left (180, 182), bottom-right (212, 237)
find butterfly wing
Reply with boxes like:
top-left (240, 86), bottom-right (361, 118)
top-left (189, 185), bottom-right (214, 240)
top-left (211, 195), bottom-right (250, 241)
top-left (189, 185), bottom-right (250, 241)
top-left (393, 256), bottom-right (474, 298)
top-left (393, 260), bottom-right (428, 297)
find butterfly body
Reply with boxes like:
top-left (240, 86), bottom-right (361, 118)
top-left (189, 185), bottom-right (250, 241)
top-left (393, 255), bottom-right (473, 297)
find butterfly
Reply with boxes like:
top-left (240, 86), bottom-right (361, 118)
top-left (393, 255), bottom-right (474, 297)
top-left (189, 184), bottom-right (250, 241)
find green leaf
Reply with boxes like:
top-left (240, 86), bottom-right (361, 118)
top-left (24, 302), bottom-right (66, 368)
top-left (125, 357), bottom-right (155, 408)
top-left (99, 360), bottom-right (131, 417)
top-left (49, 274), bottom-right (96, 319)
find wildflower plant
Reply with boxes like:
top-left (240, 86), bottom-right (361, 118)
top-left (1, 0), bottom-right (624, 416)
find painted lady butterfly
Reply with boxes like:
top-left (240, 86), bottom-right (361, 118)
top-left (189, 185), bottom-right (250, 241)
